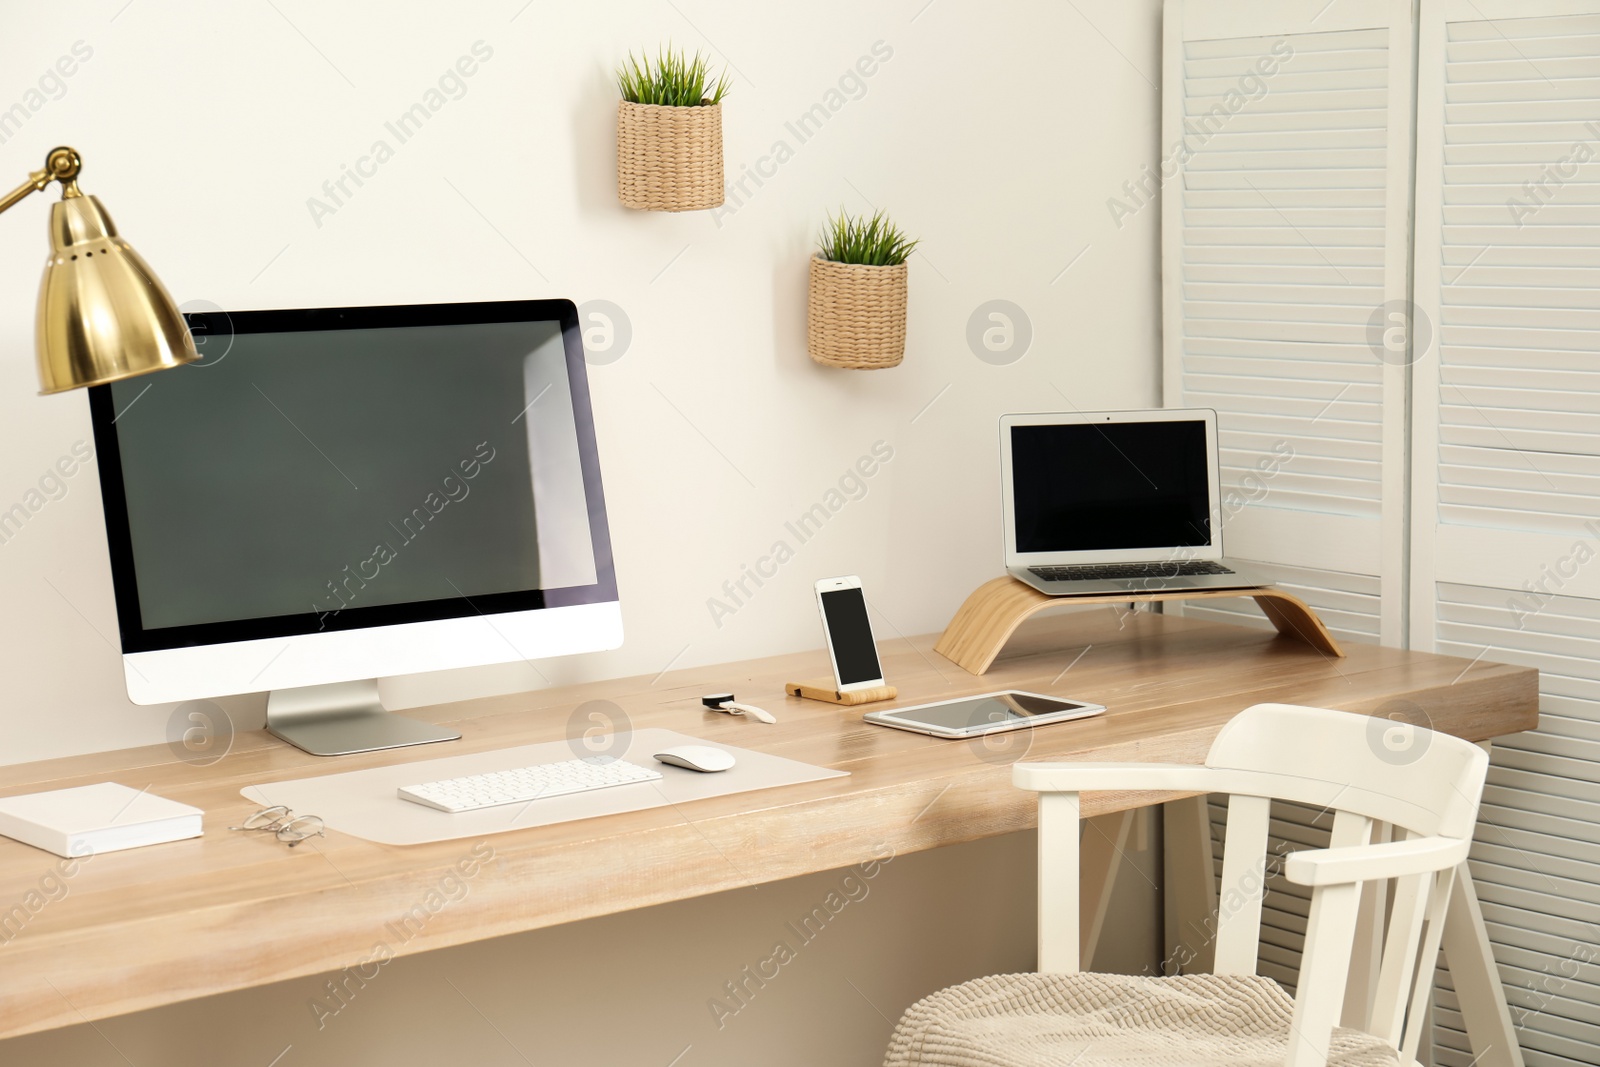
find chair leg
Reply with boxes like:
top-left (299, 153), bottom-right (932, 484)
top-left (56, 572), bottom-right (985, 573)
top-left (1038, 791), bottom-right (1081, 974)
top-left (1439, 863), bottom-right (1524, 1067)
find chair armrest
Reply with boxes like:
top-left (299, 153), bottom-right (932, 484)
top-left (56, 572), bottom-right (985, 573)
top-left (1284, 835), bottom-right (1470, 886)
top-left (1012, 762), bottom-right (1227, 794)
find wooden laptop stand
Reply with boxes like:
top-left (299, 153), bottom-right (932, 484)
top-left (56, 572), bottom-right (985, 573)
top-left (935, 577), bottom-right (1344, 675)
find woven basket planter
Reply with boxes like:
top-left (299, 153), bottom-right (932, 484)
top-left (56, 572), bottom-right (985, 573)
top-left (616, 100), bottom-right (724, 212)
top-left (806, 256), bottom-right (908, 369)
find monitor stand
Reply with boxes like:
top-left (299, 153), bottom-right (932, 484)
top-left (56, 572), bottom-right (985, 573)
top-left (265, 679), bottom-right (461, 756)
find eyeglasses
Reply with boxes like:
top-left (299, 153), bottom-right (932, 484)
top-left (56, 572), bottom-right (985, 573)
top-left (229, 805), bottom-right (325, 847)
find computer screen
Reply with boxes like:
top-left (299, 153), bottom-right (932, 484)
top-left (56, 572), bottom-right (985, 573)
top-left (92, 301), bottom-right (616, 655)
top-left (1009, 420), bottom-right (1212, 553)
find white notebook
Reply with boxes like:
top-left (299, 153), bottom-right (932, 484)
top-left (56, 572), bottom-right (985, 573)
top-left (0, 782), bottom-right (203, 858)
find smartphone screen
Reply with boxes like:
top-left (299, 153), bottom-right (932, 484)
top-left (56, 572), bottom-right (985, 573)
top-left (821, 587), bottom-right (883, 685)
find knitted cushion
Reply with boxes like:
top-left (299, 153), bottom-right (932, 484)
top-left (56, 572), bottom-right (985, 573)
top-left (883, 972), bottom-right (1399, 1067)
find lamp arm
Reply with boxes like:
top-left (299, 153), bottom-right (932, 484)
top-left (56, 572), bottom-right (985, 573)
top-left (0, 146), bottom-right (82, 218)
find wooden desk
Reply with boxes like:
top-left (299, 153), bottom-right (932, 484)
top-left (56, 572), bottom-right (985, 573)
top-left (0, 610), bottom-right (1537, 1045)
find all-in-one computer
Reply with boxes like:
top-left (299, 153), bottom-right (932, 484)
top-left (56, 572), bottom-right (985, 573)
top-left (88, 299), bottom-right (621, 756)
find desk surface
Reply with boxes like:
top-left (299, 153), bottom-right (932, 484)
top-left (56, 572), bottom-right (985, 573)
top-left (0, 610), bottom-right (1538, 1040)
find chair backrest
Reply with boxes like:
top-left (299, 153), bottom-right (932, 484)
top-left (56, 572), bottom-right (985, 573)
top-left (1207, 703), bottom-right (1485, 838)
top-left (1202, 704), bottom-right (1490, 1067)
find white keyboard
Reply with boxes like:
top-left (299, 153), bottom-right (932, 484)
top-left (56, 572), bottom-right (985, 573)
top-left (397, 756), bottom-right (663, 813)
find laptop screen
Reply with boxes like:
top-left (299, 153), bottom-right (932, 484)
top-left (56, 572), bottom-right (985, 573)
top-left (1009, 420), bottom-right (1212, 553)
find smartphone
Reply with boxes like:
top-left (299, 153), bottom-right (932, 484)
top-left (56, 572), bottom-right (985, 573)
top-left (815, 576), bottom-right (886, 692)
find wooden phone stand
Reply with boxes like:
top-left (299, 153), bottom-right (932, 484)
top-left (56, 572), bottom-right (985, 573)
top-left (934, 577), bottom-right (1344, 675)
top-left (785, 679), bottom-right (898, 706)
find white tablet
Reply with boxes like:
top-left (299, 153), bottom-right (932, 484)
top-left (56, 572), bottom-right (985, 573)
top-left (863, 691), bottom-right (1106, 739)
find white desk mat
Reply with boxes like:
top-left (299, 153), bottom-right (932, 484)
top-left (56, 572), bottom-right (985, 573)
top-left (241, 729), bottom-right (847, 846)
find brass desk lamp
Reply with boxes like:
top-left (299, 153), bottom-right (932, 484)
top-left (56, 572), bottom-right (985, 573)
top-left (0, 146), bottom-right (197, 393)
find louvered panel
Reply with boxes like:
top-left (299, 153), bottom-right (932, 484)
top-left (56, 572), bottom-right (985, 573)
top-left (1448, 205), bottom-right (1600, 227)
top-left (1449, 56), bottom-right (1600, 81)
top-left (1186, 336), bottom-right (1389, 360)
top-left (1439, 480), bottom-right (1600, 531)
top-left (1169, 2), bottom-right (1410, 1022)
top-left (1191, 128), bottom-right (1388, 152)
top-left (1478, 919), bottom-right (1600, 975)
top-left (1474, 836), bottom-right (1600, 891)
top-left (1185, 27), bottom-right (1384, 58)
top-left (1438, 1033), bottom-right (1592, 1067)
top-left (1191, 354), bottom-right (1384, 380)
top-left (1442, 367), bottom-right (1600, 393)
top-left (1440, 1002), bottom-right (1600, 1066)
top-left (1184, 168), bottom-right (1390, 190)
top-left (1439, 1002), bottom-right (1600, 1067)
top-left (1445, 345), bottom-right (1600, 371)
top-left (1431, 580), bottom-right (1600, 1066)
top-left (1221, 446), bottom-right (1373, 484)
top-left (1184, 243), bottom-right (1385, 265)
top-left (1447, 180), bottom-right (1600, 202)
top-left (1438, 1042), bottom-right (1588, 1067)
top-left (1186, 47), bottom-right (1386, 77)
top-left (1423, 589), bottom-right (1600, 629)
top-left (1493, 738), bottom-right (1600, 777)
top-left (1187, 262), bottom-right (1388, 285)
top-left (1393, 25), bottom-right (1597, 1067)
top-left (1503, 708), bottom-right (1600, 747)
top-left (1434, 19), bottom-right (1600, 541)
top-left (1479, 900), bottom-right (1596, 959)
top-left (1452, 33), bottom-right (1600, 59)
top-left (1442, 972), bottom-right (1600, 1031)
top-left (1187, 89), bottom-right (1389, 115)
top-left (1449, 13), bottom-right (1600, 39)
top-left (1186, 320), bottom-right (1373, 343)
top-left (1441, 451), bottom-right (1600, 494)
top-left (1187, 148), bottom-right (1391, 172)
top-left (1440, 383), bottom-right (1600, 415)
top-left (1175, 26), bottom-right (1394, 535)
top-left (1187, 372), bottom-right (1382, 399)
top-left (1184, 281), bottom-right (1384, 304)
top-left (1439, 449), bottom-right (1600, 487)
top-left (1443, 224), bottom-right (1600, 246)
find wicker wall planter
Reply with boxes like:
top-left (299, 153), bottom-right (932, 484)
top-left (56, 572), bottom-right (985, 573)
top-left (616, 100), bottom-right (724, 212)
top-left (806, 256), bottom-right (908, 369)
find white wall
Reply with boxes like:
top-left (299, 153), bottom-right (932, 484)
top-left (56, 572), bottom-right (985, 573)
top-left (0, 0), bottom-right (1162, 761)
top-left (0, 1), bottom-right (1165, 1062)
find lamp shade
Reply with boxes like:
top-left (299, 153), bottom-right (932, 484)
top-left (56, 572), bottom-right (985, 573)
top-left (35, 192), bottom-right (197, 394)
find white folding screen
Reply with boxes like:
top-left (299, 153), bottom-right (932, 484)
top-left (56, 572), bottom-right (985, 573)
top-left (1162, 0), bottom-right (1414, 647)
top-left (1168, 4), bottom-right (1600, 1065)
top-left (1412, 4), bottom-right (1600, 1066)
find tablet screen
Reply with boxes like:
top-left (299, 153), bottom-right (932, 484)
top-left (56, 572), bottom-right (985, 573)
top-left (890, 693), bottom-right (1091, 732)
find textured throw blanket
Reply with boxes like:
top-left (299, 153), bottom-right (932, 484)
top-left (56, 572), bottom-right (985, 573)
top-left (883, 972), bottom-right (1400, 1067)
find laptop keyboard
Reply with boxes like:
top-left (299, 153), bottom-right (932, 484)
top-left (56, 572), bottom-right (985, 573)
top-left (1029, 560), bottom-right (1235, 582)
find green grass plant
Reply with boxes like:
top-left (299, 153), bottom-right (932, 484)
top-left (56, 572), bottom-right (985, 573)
top-left (617, 48), bottom-right (730, 107)
top-left (818, 210), bottom-right (919, 266)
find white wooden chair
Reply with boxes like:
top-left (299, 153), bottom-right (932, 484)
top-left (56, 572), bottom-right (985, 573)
top-left (883, 703), bottom-right (1491, 1067)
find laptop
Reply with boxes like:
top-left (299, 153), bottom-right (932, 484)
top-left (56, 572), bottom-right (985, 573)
top-left (1001, 409), bottom-right (1268, 596)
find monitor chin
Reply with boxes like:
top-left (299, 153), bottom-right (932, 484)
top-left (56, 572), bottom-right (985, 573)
top-left (122, 600), bottom-right (623, 706)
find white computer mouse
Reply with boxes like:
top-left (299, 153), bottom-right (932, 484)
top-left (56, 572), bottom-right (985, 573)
top-left (653, 745), bottom-right (736, 773)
